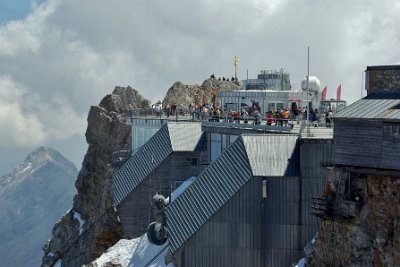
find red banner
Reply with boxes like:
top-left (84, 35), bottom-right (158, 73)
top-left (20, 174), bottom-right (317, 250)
top-left (321, 86), bottom-right (327, 100)
top-left (336, 84), bottom-right (342, 100)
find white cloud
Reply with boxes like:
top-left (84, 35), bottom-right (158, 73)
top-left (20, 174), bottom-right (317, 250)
top-left (0, 76), bottom-right (46, 147)
top-left (0, 0), bottom-right (399, 162)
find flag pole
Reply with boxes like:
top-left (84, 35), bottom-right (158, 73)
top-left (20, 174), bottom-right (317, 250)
top-left (307, 46), bottom-right (310, 136)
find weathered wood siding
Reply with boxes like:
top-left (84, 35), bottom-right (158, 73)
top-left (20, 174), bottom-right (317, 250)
top-left (173, 176), bottom-right (305, 267)
top-left (382, 122), bottom-right (400, 170)
top-left (117, 151), bottom-right (207, 238)
top-left (300, 139), bottom-right (334, 242)
top-left (174, 177), bottom-right (263, 267)
top-left (264, 176), bottom-right (303, 267)
top-left (334, 120), bottom-right (383, 168)
top-left (335, 120), bottom-right (400, 170)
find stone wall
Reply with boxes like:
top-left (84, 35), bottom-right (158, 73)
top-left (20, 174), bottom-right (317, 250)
top-left (366, 65), bottom-right (400, 95)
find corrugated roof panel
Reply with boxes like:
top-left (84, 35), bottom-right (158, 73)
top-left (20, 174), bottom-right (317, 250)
top-left (167, 137), bottom-right (253, 252)
top-left (112, 122), bottom-right (203, 207)
top-left (112, 125), bottom-right (172, 207)
top-left (242, 134), bottom-right (299, 177)
top-left (334, 98), bottom-right (400, 120)
top-left (377, 108), bottom-right (400, 119)
top-left (167, 122), bottom-right (203, 151)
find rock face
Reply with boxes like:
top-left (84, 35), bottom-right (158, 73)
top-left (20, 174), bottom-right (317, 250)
top-left (309, 173), bottom-right (400, 267)
top-left (0, 146), bottom-right (77, 267)
top-left (41, 86), bottom-right (150, 267)
top-left (162, 78), bottom-right (240, 108)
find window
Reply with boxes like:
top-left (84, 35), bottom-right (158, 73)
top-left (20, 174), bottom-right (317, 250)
top-left (262, 179), bottom-right (267, 199)
top-left (267, 102), bottom-right (285, 112)
top-left (210, 133), bottom-right (222, 161)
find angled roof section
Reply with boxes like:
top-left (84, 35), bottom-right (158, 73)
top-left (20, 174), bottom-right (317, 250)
top-left (242, 134), bottom-right (300, 177)
top-left (334, 91), bottom-right (400, 120)
top-left (167, 136), bottom-right (252, 252)
top-left (167, 134), bottom-right (300, 252)
top-left (112, 122), bottom-right (202, 207)
top-left (167, 122), bottom-right (203, 151)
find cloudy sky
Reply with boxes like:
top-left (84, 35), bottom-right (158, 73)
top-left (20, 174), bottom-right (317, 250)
top-left (0, 0), bottom-right (399, 173)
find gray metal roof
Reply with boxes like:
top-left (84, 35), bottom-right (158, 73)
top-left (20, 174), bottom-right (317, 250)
top-left (167, 122), bottom-right (203, 151)
top-left (334, 95), bottom-right (400, 121)
top-left (112, 122), bottom-right (202, 207)
top-left (242, 134), bottom-right (299, 177)
top-left (167, 134), bottom-right (299, 252)
top-left (340, 99), bottom-right (400, 119)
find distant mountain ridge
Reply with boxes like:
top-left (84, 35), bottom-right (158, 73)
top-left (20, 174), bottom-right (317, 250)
top-left (0, 146), bottom-right (78, 267)
top-left (0, 146), bottom-right (77, 187)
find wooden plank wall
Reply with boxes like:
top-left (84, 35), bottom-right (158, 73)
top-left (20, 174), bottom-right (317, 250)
top-left (174, 177), bottom-right (262, 267)
top-left (264, 176), bottom-right (304, 267)
top-left (117, 151), bottom-right (208, 238)
top-left (382, 122), bottom-right (400, 170)
top-left (334, 120), bottom-right (383, 168)
top-left (300, 139), bottom-right (334, 243)
top-left (173, 176), bottom-right (305, 267)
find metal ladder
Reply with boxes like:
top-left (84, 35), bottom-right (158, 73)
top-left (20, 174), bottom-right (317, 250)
top-left (325, 168), bottom-right (348, 267)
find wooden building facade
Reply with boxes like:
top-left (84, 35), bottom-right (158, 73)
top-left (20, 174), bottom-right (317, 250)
top-left (167, 134), bottom-right (334, 267)
top-left (333, 92), bottom-right (400, 171)
top-left (113, 122), bottom-right (208, 238)
top-left (117, 151), bottom-right (207, 238)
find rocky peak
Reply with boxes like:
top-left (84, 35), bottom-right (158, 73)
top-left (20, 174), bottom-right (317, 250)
top-left (162, 78), bottom-right (240, 107)
top-left (1, 146), bottom-right (77, 188)
top-left (99, 86), bottom-right (150, 113)
top-left (41, 86), bottom-right (150, 267)
top-left (25, 146), bottom-right (77, 174)
top-left (0, 147), bottom-right (77, 267)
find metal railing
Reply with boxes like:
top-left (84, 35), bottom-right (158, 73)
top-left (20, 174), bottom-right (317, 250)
top-left (125, 108), bottom-right (336, 137)
top-left (125, 108), bottom-right (308, 129)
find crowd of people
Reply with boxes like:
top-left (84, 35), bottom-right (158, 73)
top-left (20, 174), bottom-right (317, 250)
top-left (210, 73), bottom-right (240, 86)
top-left (131, 102), bottom-right (334, 128)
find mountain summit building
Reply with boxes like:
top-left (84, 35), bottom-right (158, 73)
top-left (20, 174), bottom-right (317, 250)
top-left (112, 110), bottom-right (334, 266)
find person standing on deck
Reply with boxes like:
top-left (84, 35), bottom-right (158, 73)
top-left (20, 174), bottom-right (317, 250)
top-left (254, 110), bottom-right (261, 125)
top-left (267, 111), bottom-right (274, 126)
top-left (312, 109), bottom-right (319, 127)
top-left (241, 109), bottom-right (248, 124)
top-left (282, 109), bottom-right (290, 127)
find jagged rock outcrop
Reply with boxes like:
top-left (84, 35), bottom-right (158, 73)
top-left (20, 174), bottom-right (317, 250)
top-left (162, 78), bottom-right (240, 108)
top-left (309, 173), bottom-right (400, 267)
top-left (41, 86), bottom-right (150, 267)
top-left (0, 147), bottom-right (77, 267)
